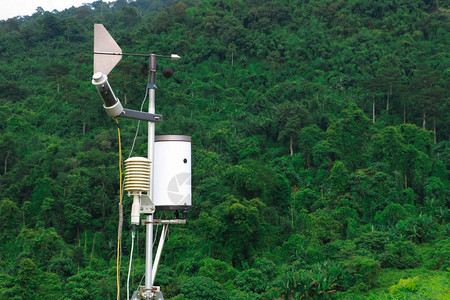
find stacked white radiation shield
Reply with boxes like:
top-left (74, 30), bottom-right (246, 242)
top-left (124, 157), bottom-right (151, 224)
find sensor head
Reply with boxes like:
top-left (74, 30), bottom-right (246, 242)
top-left (92, 72), bottom-right (123, 117)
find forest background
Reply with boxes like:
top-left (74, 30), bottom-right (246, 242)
top-left (0, 0), bottom-right (449, 299)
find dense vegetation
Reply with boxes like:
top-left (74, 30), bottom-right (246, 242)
top-left (0, 0), bottom-right (448, 299)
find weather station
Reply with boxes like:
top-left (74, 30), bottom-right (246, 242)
top-left (91, 24), bottom-right (191, 300)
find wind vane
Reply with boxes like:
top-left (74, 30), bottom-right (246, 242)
top-left (93, 24), bottom-right (122, 75)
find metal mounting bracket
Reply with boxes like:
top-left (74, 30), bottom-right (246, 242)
top-left (140, 194), bottom-right (155, 214)
top-left (142, 219), bottom-right (187, 225)
top-left (119, 108), bottom-right (163, 123)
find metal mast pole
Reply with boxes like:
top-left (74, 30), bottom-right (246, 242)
top-left (145, 54), bottom-right (157, 298)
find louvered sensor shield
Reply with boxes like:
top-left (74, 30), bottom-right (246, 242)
top-left (124, 157), bottom-right (151, 224)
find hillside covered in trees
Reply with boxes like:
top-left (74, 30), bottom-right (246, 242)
top-left (0, 0), bottom-right (449, 299)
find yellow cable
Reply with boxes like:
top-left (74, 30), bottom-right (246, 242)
top-left (115, 118), bottom-right (123, 300)
top-left (116, 118), bottom-right (123, 206)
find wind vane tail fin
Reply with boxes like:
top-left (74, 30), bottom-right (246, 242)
top-left (93, 24), bottom-right (122, 75)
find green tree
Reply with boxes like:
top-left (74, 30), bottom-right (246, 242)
top-left (326, 105), bottom-right (371, 169)
top-left (178, 276), bottom-right (228, 299)
top-left (65, 204), bottom-right (92, 244)
top-left (381, 241), bottom-right (420, 269)
top-left (198, 258), bottom-right (238, 284)
top-left (195, 196), bottom-right (265, 267)
top-left (375, 55), bottom-right (404, 114)
top-left (275, 101), bottom-right (312, 156)
top-left (370, 126), bottom-right (432, 190)
top-left (345, 256), bottom-right (381, 289)
top-left (17, 258), bottom-right (39, 289)
top-left (411, 65), bottom-right (443, 137)
top-left (310, 209), bottom-right (343, 244)
top-left (0, 199), bottom-right (21, 238)
top-left (46, 63), bottom-right (70, 93)
top-left (374, 203), bottom-right (409, 227)
top-left (298, 124), bottom-right (324, 169)
top-left (329, 160), bottom-right (349, 195)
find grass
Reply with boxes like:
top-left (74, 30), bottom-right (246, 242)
top-left (334, 267), bottom-right (449, 299)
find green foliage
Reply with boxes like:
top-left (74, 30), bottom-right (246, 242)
top-left (48, 257), bottom-right (76, 279)
top-left (345, 256), bottom-right (381, 288)
top-left (396, 213), bottom-right (440, 243)
top-left (327, 105), bottom-right (371, 169)
top-left (0, 0), bottom-right (448, 299)
top-left (0, 199), bottom-right (21, 232)
top-left (329, 161), bottom-right (350, 194)
top-left (15, 227), bottom-right (65, 264)
top-left (380, 241), bottom-right (420, 269)
top-left (178, 276), bottom-right (228, 300)
top-left (422, 238), bottom-right (450, 270)
top-left (194, 195), bottom-right (265, 267)
top-left (374, 204), bottom-right (409, 227)
top-left (198, 258), bottom-right (238, 284)
top-left (389, 276), bottom-right (420, 294)
top-left (17, 258), bottom-right (38, 286)
top-left (233, 268), bottom-right (267, 293)
top-left (64, 269), bottom-right (112, 300)
top-left (280, 234), bottom-right (324, 265)
top-left (275, 100), bottom-right (312, 155)
top-left (355, 230), bottom-right (393, 254)
top-left (275, 260), bottom-right (353, 299)
top-left (310, 209), bottom-right (344, 244)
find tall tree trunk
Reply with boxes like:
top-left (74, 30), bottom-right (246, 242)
top-left (290, 203), bottom-right (294, 229)
top-left (291, 186), bottom-right (297, 229)
top-left (386, 85), bottom-right (392, 114)
top-left (290, 134), bottom-right (293, 156)
top-left (83, 106), bottom-right (86, 134)
top-left (423, 111), bottom-right (426, 129)
top-left (90, 232), bottom-right (96, 261)
top-left (433, 103), bottom-right (436, 144)
top-left (372, 93), bottom-right (376, 123)
top-left (386, 89), bottom-right (389, 113)
top-left (4, 152), bottom-right (9, 175)
top-left (433, 117), bottom-right (437, 144)
top-left (55, 74), bottom-right (60, 93)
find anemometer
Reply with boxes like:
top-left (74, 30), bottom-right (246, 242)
top-left (91, 24), bottom-right (191, 300)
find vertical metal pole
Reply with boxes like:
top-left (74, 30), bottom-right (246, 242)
top-left (151, 224), bottom-right (169, 286)
top-left (145, 54), bottom-right (157, 297)
top-left (145, 214), bottom-right (153, 296)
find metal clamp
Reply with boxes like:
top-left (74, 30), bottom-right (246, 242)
top-left (140, 194), bottom-right (155, 214)
top-left (132, 286), bottom-right (163, 300)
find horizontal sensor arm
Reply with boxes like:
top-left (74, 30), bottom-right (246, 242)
top-left (119, 109), bottom-right (163, 123)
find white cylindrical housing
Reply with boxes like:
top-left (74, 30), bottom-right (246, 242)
top-left (154, 135), bottom-right (191, 210)
top-left (92, 72), bottom-right (123, 117)
top-left (124, 157), bottom-right (151, 192)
